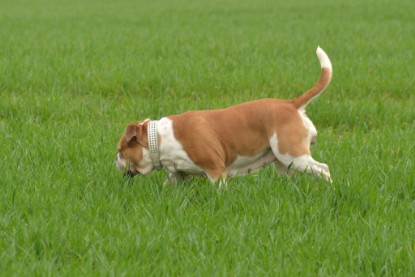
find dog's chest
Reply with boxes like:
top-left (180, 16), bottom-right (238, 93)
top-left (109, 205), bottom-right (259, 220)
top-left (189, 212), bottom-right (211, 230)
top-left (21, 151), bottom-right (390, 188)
top-left (158, 118), bottom-right (204, 174)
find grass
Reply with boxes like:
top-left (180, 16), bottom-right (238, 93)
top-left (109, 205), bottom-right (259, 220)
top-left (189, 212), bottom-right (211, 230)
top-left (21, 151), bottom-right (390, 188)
top-left (1, 0), bottom-right (414, 275)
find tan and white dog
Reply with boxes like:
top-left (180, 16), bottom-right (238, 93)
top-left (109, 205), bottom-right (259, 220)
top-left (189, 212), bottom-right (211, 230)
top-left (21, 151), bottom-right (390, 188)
top-left (116, 47), bottom-right (332, 184)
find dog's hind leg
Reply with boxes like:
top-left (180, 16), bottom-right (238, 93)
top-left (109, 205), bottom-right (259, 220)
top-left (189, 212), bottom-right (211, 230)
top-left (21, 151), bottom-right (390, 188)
top-left (289, 155), bottom-right (331, 181)
top-left (275, 154), bottom-right (331, 181)
top-left (270, 133), bottom-right (331, 181)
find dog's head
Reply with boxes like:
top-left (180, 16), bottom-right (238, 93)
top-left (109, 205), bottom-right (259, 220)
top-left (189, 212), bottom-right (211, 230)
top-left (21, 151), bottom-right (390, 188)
top-left (115, 119), bottom-right (155, 177)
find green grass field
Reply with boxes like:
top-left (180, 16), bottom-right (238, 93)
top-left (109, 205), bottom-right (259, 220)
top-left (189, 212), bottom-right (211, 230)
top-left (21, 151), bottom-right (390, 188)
top-left (1, 0), bottom-right (414, 275)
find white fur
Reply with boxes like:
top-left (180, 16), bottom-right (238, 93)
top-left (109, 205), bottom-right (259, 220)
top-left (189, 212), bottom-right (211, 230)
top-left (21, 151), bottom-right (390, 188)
top-left (316, 46), bottom-right (332, 69)
top-left (115, 153), bottom-right (126, 171)
top-left (269, 133), bottom-right (293, 167)
top-left (157, 117), bottom-right (204, 177)
top-left (136, 148), bottom-right (154, 174)
top-left (298, 110), bottom-right (317, 145)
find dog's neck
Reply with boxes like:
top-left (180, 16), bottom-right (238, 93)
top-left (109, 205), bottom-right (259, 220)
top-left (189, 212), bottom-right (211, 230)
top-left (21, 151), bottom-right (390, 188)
top-left (147, 120), bottom-right (162, 169)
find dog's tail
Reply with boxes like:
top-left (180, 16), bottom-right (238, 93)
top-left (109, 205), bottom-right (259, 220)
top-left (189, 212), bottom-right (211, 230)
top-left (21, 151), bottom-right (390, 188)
top-left (292, 47), bottom-right (332, 110)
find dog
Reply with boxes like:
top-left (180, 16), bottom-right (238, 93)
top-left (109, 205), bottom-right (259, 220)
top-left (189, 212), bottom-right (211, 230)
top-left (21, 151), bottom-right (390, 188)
top-left (116, 47), bottom-right (332, 184)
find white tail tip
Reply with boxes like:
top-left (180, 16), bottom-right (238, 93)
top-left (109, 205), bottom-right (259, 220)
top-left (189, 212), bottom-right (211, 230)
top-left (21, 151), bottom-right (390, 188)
top-left (316, 46), bottom-right (332, 69)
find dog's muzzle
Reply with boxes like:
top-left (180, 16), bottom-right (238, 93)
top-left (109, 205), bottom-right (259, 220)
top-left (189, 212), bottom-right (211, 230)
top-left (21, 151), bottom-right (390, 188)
top-left (115, 153), bottom-right (123, 170)
top-left (115, 153), bottom-right (138, 178)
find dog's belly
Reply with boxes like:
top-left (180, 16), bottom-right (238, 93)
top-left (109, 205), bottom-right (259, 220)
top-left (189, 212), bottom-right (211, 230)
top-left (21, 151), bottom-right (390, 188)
top-left (227, 150), bottom-right (276, 177)
top-left (162, 150), bottom-right (277, 178)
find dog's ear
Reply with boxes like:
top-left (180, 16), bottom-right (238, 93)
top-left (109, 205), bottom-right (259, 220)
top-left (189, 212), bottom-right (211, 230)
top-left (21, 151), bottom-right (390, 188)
top-left (125, 124), bottom-right (138, 143)
top-left (125, 122), bottom-right (149, 146)
top-left (136, 122), bottom-right (149, 147)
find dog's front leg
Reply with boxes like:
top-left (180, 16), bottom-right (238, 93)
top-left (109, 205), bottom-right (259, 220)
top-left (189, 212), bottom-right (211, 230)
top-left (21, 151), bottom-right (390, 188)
top-left (205, 169), bottom-right (228, 188)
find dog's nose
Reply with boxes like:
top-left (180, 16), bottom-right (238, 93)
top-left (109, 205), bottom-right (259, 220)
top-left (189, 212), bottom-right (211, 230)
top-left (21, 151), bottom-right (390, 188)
top-left (124, 169), bottom-right (137, 178)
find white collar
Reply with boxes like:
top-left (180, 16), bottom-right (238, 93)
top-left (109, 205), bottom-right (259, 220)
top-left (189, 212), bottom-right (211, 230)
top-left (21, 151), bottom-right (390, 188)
top-left (147, 120), bottom-right (162, 169)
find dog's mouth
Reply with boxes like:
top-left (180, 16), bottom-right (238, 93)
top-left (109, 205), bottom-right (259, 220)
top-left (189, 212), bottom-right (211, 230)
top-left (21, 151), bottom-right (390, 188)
top-left (116, 154), bottom-right (140, 178)
top-left (124, 169), bottom-right (139, 178)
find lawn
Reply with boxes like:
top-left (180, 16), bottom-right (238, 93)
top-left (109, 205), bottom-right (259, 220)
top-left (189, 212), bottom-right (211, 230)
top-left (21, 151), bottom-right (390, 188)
top-left (0, 0), bottom-right (414, 275)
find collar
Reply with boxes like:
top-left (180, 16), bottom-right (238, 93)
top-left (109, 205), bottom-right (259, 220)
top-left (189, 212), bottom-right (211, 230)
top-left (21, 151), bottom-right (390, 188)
top-left (147, 120), bottom-right (162, 169)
